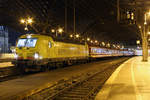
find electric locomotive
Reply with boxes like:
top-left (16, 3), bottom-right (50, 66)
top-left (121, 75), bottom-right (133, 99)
top-left (13, 34), bottom-right (89, 71)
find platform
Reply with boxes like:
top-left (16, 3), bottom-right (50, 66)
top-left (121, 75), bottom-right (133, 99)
top-left (95, 56), bottom-right (150, 100)
top-left (0, 62), bottom-right (14, 68)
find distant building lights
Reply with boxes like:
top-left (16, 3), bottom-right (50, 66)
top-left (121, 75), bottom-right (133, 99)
top-left (131, 12), bottom-right (134, 20)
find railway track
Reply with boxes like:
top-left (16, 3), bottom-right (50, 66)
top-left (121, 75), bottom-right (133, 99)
top-left (0, 57), bottom-right (122, 82)
top-left (24, 57), bottom-right (128, 100)
top-left (52, 62), bottom-right (122, 100)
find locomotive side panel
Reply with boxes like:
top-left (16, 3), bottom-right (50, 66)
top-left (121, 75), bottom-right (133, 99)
top-left (53, 41), bottom-right (89, 59)
top-left (13, 34), bottom-right (89, 67)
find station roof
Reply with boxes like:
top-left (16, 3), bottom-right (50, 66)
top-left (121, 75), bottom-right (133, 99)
top-left (0, 0), bottom-right (148, 46)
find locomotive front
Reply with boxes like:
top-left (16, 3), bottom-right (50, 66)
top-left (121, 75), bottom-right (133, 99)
top-left (13, 34), bottom-right (45, 66)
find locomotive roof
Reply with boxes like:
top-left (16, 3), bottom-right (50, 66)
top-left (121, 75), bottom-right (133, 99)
top-left (19, 34), bottom-right (86, 45)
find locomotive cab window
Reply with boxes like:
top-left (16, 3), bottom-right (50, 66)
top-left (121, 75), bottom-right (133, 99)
top-left (17, 38), bottom-right (37, 47)
top-left (26, 38), bottom-right (37, 47)
top-left (17, 38), bottom-right (27, 47)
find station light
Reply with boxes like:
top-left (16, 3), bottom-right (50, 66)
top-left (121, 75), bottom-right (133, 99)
top-left (51, 29), bottom-right (55, 33)
top-left (58, 28), bottom-right (63, 33)
top-left (117, 45), bottom-right (120, 48)
top-left (148, 38), bottom-right (150, 41)
top-left (27, 18), bottom-right (33, 24)
top-left (95, 40), bottom-right (98, 43)
top-left (20, 17), bottom-right (33, 31)
top-left (148, 32), bottom-right (150, 35)
top-left (24, 27), bottom-right (28, 31)
top-left (75, 34), bottom-right (80, 38)
top-left (87, 38), bottom-right (90, 41)
top-left (20, 19), bottom-right (25, 24)
top-left (138, 25), bottom-right (141, 29)
top-left (90, 40), bottom-right (93, 43)
top-left (107, 43), bottom-right (110, 47)
top-left (70, 34), bottom-right (73, 38)
top-left (136, 40), bottom-right (140, 44)
top-left (102, 42), bottom-right (105, 46)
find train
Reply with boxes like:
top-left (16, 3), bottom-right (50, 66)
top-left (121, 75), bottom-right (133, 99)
top-left (12, 34), bottom-right (134, 72)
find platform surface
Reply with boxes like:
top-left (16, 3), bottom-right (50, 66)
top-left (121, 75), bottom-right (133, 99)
top-left (95, 56), bottom-right (150, 100)
top-left (0, 62), bottom-right (14, 68)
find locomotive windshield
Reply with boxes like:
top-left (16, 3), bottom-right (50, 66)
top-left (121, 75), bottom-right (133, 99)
top-left (17, 39), bottom-right (27, 47)
top-left (26, 38), bottom-right (37, 47)
top-left (17, 38), bottom-right (37, 47)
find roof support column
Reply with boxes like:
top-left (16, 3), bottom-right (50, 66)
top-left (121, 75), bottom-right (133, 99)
top-left (142, 23), bottom-right (148, 61)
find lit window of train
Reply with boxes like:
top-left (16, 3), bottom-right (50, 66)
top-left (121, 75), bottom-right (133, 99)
top-left (17, 38), bottom-right (37, 47)
top-left (17, 39), bottom-right (27, 47)
top-left (26, 38), bottom-right (37, 47)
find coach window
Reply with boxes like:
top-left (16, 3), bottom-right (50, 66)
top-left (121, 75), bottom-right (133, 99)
top-left (49, 41), bottom-right (52, 48)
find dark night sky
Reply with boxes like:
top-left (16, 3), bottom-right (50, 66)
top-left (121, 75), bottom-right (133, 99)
top-left (0, 0), bottom-right (140, 46)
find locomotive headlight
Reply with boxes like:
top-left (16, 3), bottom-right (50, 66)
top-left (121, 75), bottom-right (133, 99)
top-left (34, 53), bottom-right (39, 59)
top-left (14, 53), bottom-right (18, 59)
top-left (39, 56), bottom-right (43, 59)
